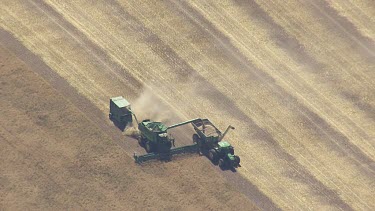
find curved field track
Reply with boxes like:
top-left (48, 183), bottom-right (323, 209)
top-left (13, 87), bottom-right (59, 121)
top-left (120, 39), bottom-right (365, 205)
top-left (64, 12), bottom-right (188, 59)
top-left (0, 0), bottom-right (374, 210)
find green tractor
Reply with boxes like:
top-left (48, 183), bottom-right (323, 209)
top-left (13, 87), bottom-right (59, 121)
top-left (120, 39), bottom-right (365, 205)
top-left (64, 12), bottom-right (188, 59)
top-left (109, 96), bottom-right (133, 130)
top-left (191, 119), bottom-right (240, 169)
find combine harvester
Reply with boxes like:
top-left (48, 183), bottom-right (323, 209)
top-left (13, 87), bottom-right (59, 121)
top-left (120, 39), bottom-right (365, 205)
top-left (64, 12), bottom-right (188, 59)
top-left (109, 96), bottom-right (241, 169)
top-left (109, 96), bottom-right (198, 162)
top-left (134, 119), bottom-right (200, 162)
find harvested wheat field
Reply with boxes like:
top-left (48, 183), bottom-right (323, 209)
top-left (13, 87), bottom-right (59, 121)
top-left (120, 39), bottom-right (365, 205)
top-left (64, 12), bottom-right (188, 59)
top-left (0, 0), bottom-right (374, 210)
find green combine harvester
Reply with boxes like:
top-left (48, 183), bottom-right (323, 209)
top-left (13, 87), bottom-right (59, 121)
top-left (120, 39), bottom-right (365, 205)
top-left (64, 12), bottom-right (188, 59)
top-left (134, 119), bottom-right (200, 162)
top-left (109, 96), bottom-right (241, 169)
top-left (109, 96), bottom-right (199, 162)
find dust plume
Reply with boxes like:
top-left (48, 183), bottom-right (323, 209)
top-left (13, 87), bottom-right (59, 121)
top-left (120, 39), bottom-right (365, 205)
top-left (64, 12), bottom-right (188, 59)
top-left (124, 125), bottom-right (140, 138)
top-left (131, 87), bottom-right (174, 123)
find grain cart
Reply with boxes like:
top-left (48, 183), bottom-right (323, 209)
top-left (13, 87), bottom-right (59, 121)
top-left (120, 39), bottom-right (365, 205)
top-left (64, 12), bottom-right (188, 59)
top-left (133, 119), bottom-right (200, 163)
top-left (191, 119), bottom-right (240, 169)
top-left (109, 96), bottom-right (133, 129)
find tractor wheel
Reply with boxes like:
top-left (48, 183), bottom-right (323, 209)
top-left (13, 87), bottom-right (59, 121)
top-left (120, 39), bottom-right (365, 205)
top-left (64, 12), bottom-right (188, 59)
top-left (208, 149), bottom-right (218, 162)
top-left (145, 142), bottom-right (153, 153)
top-left (235, 156), bottom-right (241, 166)
top-left (218, 159), bottom-right (225, 168)
top-left (109, 113), bottom-right (113, 120)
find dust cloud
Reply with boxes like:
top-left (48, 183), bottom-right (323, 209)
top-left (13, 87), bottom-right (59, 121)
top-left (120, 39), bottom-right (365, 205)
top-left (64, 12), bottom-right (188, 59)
top-left (131, 87), bottom-right (174, 123)
top-left (123, 86), bottom-right (176, 138)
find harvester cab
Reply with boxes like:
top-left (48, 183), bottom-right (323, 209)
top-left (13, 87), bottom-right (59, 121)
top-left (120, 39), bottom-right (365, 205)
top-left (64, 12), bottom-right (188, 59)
top-left (109, 96), bottom-right (133, 130)
top-left (133, 119), bottom-right (201, 163)
top-left (137, 120), bottom-right (175, 154)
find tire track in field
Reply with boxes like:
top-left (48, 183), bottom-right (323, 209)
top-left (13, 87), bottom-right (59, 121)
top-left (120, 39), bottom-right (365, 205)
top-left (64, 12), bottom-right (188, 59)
top-left (0, 28), bottom-right (130, 156)
top-left (192, 0), bottom-right (371, 176)
top-left (127, 0), bottom-right (375, 208)
top-left (0, 3), bottom-right (267, 210)
top-left (33, 1), bottom-right (284, 208)
top-left (29, 0), bottom-right (143, 94)
top-left (123, 0), bottom-right (373, 178)
top-left (232, 0), bottom-right (374, 114)
top-left (307, 0), bottom-right (375, 58)
top-left (227, 0), bottom-right (375, 168)
top-left (233, 0), bottom-right (325, 73)
top-left (254, 0), bottom-right (375, 118)
top-left (334, 0), bottom-right (375, 39)
top-left (263, 0), bottom-right (375, 92)
top-left (203, 0), bottom-right (372, 156)
top-left (0, 118), bottom-right (85, 210)
top-left (230, 0), bottom-right (375, 150)
top-left (3, 0), bottom-right (375, 209)
top-left (248, 0), bottom-right (373, 152)
top-left (0, 4), bottom-right (117, 111)
top-left (2, 1), bottom-right (328, 209)
top-left (117, 1), bottom-right (370, 209)
top-left (171, 0), bottom-right (375, 172)
top-left (154, 0), bottom-right (374, 208)
top-left (24, 2), bottom-right (375, 210)
top-left (46, 0), bottom-right (375, 209)
top-left (39, 0), bottom-right (199, 118)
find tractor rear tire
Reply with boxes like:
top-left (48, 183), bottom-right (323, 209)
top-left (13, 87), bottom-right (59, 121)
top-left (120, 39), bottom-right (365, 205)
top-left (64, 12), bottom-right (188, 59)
top-left (218, 159), bottom-right (225, 169)
top-left (235, 156), bottom-right (241, 166)
top-left (145, 142), bottom-right (153, 153)
top-left (208, 149), bottom-right (218, 162)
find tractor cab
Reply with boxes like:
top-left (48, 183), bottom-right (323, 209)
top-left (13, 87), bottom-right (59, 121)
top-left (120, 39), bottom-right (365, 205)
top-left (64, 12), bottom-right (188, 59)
top-left (217, 141), bottom-right (235, 155)
top-left (217, 141), bottom-right (240, 169)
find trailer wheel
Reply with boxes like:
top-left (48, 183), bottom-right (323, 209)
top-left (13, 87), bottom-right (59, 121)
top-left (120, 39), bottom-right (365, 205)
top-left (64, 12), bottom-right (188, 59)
top-left (138, 136), bottom-right (144, 147)
top-left (193, 134), bottom-right (203, 154)
top-left (192, 134), bottom-right (200, 144)
top-left (145, 142), bottom-right (153, 153)
top-left (208, 149), bottom-right (218, 162)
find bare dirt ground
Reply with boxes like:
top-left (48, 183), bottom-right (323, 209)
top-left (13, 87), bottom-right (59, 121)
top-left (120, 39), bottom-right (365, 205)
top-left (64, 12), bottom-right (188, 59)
top-left (0, 0), bottom-right (374, 210)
